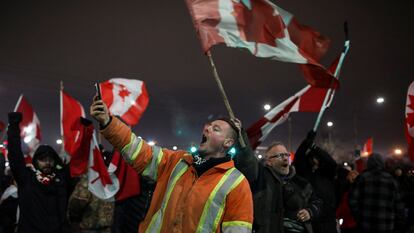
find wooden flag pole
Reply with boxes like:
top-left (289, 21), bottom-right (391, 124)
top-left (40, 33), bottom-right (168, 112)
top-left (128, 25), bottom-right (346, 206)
top-left (207, 51), bottom-right (246, 148)
top-left (59, 81), bottom-right (65, 154)
top-left (313, 23), bottom-right (351, 132)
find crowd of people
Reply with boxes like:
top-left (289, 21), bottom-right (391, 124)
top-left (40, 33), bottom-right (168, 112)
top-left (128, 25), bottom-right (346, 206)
top-left (0, 97), bottom-right (413, 233)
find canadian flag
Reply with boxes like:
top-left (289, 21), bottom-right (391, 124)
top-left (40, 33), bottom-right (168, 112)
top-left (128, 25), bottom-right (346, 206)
top-left (361, 137), bottom-right (373, 157)
top-left (14, 95), bottom-right (41, 153)
top-left (99, 78), bottom-right (149, 126)
top-left (247, 56), bottom-right (341, 149)
top-left (361, 137), bottom-right (374, 157)
top-left (405, 81), bottom-right (414, 161)
top-left (186, 0), bottom-right (338, 88)
top-left (72, 118), bottom-right (120, 200)
top-left (111, 151), bottom-right (141, 201)
top-left (60, 90), bottom-right (90, 176)
top-left (87, 129), bottom-right (120, 200)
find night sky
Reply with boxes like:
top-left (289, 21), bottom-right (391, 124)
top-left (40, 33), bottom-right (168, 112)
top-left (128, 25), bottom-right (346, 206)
top-left (0, 0), bottom-right (412, 159)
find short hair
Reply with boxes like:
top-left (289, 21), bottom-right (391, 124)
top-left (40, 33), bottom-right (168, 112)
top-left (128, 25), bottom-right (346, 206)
top-left (215, 117), bottom-right (238, 141)
top-left (265, 141), bottom-right (286, 153)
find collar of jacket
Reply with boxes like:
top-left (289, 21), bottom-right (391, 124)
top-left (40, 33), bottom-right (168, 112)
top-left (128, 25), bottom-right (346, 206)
top-left (181, 154), bottom-right (235, 171)
top-left (266, 165), bottom-right (296, 183)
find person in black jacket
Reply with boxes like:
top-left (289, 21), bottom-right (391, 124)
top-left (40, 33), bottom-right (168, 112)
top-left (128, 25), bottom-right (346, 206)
top-left (233, 120), bottom-right (322, 233)
top-left (293, 130), bottom-right (338, 233)
top-left (7, 112), bottom-right (69, 233)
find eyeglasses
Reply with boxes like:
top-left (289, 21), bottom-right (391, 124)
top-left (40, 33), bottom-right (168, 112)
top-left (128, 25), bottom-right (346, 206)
top-left (268, 153), bottom-right (290, 159)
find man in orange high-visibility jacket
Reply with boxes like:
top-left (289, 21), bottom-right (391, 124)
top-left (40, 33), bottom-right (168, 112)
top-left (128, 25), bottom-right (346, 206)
top-left (90, 97), bottom-right (253, 233)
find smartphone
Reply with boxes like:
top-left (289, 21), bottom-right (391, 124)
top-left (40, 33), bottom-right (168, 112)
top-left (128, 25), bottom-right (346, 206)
top-left (94, 82), bottom-right (102, 100)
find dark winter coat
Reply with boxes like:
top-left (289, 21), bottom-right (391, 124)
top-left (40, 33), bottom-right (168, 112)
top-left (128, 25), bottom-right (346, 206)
top-left (293, 138), bottom-right (338, 233)
top-left (8, 113), bottom-right (69, 233)
top-left (234, 132), bottom-right (322, 233)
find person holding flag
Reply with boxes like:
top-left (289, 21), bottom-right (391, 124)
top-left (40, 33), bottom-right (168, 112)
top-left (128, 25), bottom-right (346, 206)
top-left (232, 120), bottom-right (322, 233)
top-left (90, 96), bottom-right (253, 233)
top-left (7, 112), bottom-right (69, 233)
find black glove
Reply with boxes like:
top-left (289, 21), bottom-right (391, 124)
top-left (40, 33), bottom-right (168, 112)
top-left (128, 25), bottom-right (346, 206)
top-left (306, 130), bottom-right (316, 143)
top-left (8, 112), bottom-right (23, 125)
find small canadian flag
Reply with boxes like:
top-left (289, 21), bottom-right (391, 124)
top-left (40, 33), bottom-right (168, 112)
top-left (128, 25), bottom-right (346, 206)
top-left (361, 138), bottom-right (373, 157)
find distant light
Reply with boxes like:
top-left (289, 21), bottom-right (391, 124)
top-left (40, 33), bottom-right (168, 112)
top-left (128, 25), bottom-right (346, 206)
top-left (327, 121), bottom-right (334, 127)
top-left (343, 162), bottom-right (348, 166)
top-left (148, 141), bottom-right (155, 146)
top-left (5, 161), bottom-right (9, 167)
top-left (394, 148), bottom-right (402, 155)
top-left (339, 219), bottom-right (344, 225)
top-left (56, 139), bottom-right (63, 145)
top-left (23, 136), bottom-right (31, 143)
top-left (190, 146), bottom-right (197, 153)
top-left (376, 97), bottom-right (385, 104)
top-left (264, 104), bottom-right (271, 111)
top-left (258, 154), bottom-right (263, 159)
top-left (172, 146), bottom-right (178, 150)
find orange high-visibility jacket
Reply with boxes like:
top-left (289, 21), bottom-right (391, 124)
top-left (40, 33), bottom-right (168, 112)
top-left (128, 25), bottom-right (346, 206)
top-left (101, 117), bottom-right (253, 233)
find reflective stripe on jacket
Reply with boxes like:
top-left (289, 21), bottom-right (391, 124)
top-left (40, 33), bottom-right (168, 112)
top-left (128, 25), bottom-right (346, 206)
top-left (101, 117), bottom-right (253, 233)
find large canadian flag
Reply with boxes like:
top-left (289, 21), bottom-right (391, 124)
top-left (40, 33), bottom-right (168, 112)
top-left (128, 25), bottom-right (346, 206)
top-left (405, 81), bottom-right (414, 162)
top-left (60, 90), bottom-right (89, 176)
top-left (247, 56), bottom-right (340, 149)
top-left (186, 0), bottom-right (338, 88)
top-left (99, 78), bottom-right (149, 126)
top-left (14, 95), bottom-right (41, 153)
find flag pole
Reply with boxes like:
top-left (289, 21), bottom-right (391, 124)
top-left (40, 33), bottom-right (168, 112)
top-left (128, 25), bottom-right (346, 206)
top-left (206, 51), bottom-right (246, 147)
top-left (59, 81), bottom-right (66, 157)
top-left (313, 23), bottom-right (350, 132)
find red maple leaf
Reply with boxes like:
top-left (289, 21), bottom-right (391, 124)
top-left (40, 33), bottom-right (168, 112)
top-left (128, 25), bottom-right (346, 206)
top-left (118, 85), bottom-right (131, 102)
top-left (408, 95), bottom-right (414, 111)
top-left (407, 112), bottom-right (414, 129)
top-left (90, 147), bottom-right (113, 187)
top-left (232, 0), bottom-right (286, 47)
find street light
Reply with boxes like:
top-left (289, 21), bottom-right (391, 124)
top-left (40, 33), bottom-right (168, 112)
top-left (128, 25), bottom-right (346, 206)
top-left (258, 154), bottom-right (263, 159)
top-left (263, 104), bottom-right (271, 111)
top-left (56, 139), bottom-right (63, 145)
top-left (327, 121), bottom-right (333, 127)
top-left (394, 148), bottom-right (402, 155)
top-left (376, 97), bottom-right (385, 104)
top-left (172, 146), bottom-right (178, 150)
top-left (148, 141), bottom-right (155, 146)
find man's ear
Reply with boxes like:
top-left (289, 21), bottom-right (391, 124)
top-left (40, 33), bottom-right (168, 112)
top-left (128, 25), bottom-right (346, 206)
top-left (224, 138), bottom-right (235, 149)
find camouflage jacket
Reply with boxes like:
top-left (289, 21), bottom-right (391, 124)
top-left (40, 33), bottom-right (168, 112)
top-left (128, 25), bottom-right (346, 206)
top-left (67, 176), bottom-right (114, 230)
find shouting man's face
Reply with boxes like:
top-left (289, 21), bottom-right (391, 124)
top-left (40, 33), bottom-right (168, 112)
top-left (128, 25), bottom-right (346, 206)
top-left (265, 144), bottom-right (290, 175)
top-left (198, 120), bottom-right (235, 159)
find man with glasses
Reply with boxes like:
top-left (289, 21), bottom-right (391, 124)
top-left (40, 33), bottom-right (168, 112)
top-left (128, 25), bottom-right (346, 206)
top-left (233, 125), bottom-right (322, 233)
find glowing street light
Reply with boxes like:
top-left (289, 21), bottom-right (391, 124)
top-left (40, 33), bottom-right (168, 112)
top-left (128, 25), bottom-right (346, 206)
top-left (258, 154), bottom-right (263, 159)
top-left (172, 146), bottom-right (178, 150)
top-left (327, 121), bottom-right (334, 127)
top-left (376, 97), bottom-right (385, 104)
top-left (263, 104), bottom-right (271, 111)
top-left (56, 139), bottom-right (63, 145)
top-left (148, 141), bottom-right (155, 146)
top-left (394, 148), bottom-right (402, 155)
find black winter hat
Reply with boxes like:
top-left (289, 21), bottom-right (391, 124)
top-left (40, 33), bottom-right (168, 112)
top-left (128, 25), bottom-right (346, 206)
top-left (32, 145), bottom-right (61, 166)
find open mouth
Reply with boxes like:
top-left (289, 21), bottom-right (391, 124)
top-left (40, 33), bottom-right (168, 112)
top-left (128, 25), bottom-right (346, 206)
top-left (200, 135), bottom-right (207, 144)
